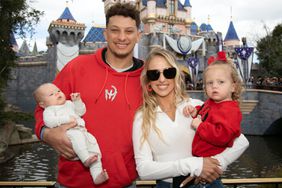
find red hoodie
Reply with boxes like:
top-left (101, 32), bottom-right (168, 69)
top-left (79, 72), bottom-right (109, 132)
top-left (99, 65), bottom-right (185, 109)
top-left (192, 99), bottom-right (241, 157)
top-left (34, 48), bottom-right (143, 188)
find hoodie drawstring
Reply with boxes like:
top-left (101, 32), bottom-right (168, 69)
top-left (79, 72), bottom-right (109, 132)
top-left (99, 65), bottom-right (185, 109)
top-left (124, 73), bottom-right (131, 110)
top-left (95, 67), bottom-right (109, 103)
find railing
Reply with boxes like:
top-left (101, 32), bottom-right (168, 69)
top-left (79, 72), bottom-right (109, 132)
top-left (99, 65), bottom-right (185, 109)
top-left (135, 178), bottom-right (282, 188)
top-left (1, 178), bottom-right (282, 188)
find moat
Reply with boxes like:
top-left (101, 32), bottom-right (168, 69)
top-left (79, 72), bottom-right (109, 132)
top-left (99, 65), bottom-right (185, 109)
top-left (0, 135), bottom-right (281, 181)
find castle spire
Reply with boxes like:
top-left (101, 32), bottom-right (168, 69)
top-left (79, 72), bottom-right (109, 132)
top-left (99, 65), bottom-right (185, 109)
top-left (58, 4), bottom-right (76, 22)
top-left (224, 21), bottom-right (239, 42)
top-left (184, 0), bottom-right (192, 7)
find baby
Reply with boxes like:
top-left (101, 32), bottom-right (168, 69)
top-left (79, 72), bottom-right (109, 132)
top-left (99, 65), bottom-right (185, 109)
top-left (33, 83), bottom-right (109, 185)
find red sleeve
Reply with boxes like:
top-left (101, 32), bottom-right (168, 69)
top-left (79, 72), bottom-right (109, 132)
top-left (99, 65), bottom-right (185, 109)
top-left (196, 104), bottom-right (241, 147)
top-left (34, 61), bottom-right (74, 139)
top-left (34, 105), bottom-right (44, 138)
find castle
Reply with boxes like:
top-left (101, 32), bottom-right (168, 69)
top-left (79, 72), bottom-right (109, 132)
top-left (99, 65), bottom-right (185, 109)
top-left (5, 0), bottom-right (248, 113)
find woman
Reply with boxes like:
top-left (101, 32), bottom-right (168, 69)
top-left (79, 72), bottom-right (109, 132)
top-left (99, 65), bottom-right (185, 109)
top-left (132, 48), bottom-right (249, 188)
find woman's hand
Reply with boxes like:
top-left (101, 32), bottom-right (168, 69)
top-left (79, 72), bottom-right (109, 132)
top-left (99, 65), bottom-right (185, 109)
top-left (199, 157), bottom-right (222, 183)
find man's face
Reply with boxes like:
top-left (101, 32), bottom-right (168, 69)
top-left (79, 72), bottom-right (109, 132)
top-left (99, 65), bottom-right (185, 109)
top-left (104, 15), bottom-right (141, 59)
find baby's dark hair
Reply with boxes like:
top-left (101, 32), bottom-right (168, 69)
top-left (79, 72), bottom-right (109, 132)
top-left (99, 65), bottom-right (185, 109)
top-left (106, 3), bottom-right (141, 29)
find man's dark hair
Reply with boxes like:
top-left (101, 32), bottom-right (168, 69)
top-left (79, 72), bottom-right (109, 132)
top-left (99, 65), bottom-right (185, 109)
top-left (106, 3), bottom-right (141, 29)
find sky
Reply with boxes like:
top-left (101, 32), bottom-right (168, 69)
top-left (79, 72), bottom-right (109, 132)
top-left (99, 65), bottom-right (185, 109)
top-left (18, 0), bottom-right (282, 51)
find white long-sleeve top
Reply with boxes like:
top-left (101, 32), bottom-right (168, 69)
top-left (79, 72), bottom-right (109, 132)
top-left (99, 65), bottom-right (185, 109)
top-left (43, 100), bottom-right (86, 128)
top-left (132, 98), bottom-right (249, 182)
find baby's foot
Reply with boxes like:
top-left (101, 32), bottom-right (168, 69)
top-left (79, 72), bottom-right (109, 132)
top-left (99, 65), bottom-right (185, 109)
top-left (94, 169), bottom-right (109, 185)
top-left (83, 155), bottom-right (97, 167)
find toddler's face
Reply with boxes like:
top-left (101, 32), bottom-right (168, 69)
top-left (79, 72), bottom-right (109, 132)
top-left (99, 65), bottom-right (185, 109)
top-left (39, 84), bottom-right (66, 107)
top-left (204, 65), bottom-right (235, 103)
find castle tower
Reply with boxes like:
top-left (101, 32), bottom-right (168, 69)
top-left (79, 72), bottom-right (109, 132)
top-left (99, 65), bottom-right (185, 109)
top-left (224, 20), bottom-right (240, 46)
top-left (48, 4), bottom-right (86, 71)
top-left (139, 0), bottom-right (192, 35)
top-left (183, 0), bottom-right (192, 35)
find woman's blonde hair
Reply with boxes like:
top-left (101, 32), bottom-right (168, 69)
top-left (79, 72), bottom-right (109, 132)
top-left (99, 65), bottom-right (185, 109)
top-left (203, 60), bottom-right (244, 101)
top-left (139, 47), bottom-right (187, 145)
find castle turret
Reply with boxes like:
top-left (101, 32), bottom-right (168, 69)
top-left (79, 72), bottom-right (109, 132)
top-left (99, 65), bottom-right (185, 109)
top-left (48, 4), bottom-right (86, 71)
top-left (183, 0), bottom-right (192, 24)
top-left (19, 40), bottom-right (30, 56)
top-left (32, 42), bottom-right (38, 56)
top-left (224, 20), bottom-right (240, 47)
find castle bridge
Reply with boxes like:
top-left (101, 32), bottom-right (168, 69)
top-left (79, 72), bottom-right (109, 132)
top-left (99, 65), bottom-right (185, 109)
top-left (189, 89), bottom-right (282, 135)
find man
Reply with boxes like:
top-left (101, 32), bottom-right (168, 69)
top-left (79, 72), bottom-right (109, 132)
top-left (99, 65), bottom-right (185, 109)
top-left (35, 3), bottom-right (143, 188)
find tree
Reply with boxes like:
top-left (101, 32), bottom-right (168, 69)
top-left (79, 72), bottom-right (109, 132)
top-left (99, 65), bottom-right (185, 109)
top-left (0, 0), bottom-right (43, 125)
top-left (256, 23), bottom-right (282, 77)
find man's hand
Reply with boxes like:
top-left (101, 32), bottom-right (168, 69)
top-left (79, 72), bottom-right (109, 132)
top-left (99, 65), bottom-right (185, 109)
top-left (43, 122), bottom-right (76, 159)
top-left (199, 157), bottom-right (222, 183)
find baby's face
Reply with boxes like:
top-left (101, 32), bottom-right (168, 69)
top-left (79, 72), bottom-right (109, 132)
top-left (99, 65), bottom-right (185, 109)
top-left (39, 84), bottom-right (66, 107)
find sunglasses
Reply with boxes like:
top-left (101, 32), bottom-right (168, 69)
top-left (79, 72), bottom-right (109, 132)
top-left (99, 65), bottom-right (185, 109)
top-left (146, 67), bottom-right (177, 81)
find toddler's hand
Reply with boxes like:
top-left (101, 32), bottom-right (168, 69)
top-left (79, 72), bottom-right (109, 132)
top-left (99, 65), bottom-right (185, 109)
top-left (183, 105), bottom-right (197, 117)
top-left (70, 93), bottom-right (81, 101)
top-left (191, 116), bottom-right (202, 130)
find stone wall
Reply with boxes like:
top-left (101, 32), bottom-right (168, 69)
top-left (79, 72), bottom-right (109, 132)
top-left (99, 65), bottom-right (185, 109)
top-left (4, 49), bottom-right (56, 113)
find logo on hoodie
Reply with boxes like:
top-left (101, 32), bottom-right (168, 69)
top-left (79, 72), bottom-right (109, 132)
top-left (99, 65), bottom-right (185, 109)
top-left (105, 85), bottom-right (117, 101)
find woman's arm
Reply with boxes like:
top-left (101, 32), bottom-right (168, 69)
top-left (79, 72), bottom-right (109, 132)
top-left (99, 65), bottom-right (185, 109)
top-left (213, 134), bottom-right (249, 170)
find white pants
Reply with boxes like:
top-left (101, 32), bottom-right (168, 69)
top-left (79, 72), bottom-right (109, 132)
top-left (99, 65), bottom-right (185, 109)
top-left (66, 127), bottom-right (103, 182)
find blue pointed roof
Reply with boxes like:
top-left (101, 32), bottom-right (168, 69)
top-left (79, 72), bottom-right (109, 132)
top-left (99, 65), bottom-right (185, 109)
top-left (58, 7), bottom-right (76, 21)
top-left (199, 23), bottom-right (207, 31)
top-left (177, 1), bottom-right (185, 11)
top-left (199, 23), bottom-right (213, 32)
top-left (83, 26), bottom-right (105, 43)
top-left (224, 21), bottom-right (239, 41)
top-left (184, 0), bottom-right (192, 7)
top-left (206, 24), bottom-right (213, 31)
top-left (190, 22), bottom-right (198, 35)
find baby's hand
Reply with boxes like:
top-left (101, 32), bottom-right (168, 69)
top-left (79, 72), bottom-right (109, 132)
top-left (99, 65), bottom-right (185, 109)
top-left (69, 116), bottom-right (77, 125)
top-left (191, 116), bottom-right (202, 130)
top-left (70, 93), bottom-right (81, 101)
top-left (183, 105), bottom-right (197, 117)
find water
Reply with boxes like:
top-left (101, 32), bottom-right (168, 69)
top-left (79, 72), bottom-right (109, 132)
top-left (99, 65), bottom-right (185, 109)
top-left (0, 136), bottom-right (282, 183)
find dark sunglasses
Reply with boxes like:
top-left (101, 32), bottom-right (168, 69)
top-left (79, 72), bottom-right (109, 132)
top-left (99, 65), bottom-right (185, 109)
top-left (146, 67), bottom-right (177, 81)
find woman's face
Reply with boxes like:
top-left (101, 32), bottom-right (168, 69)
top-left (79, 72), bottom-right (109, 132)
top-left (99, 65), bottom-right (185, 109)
top-left (147, 55), bottom-right (175, 99)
